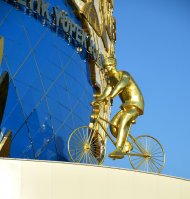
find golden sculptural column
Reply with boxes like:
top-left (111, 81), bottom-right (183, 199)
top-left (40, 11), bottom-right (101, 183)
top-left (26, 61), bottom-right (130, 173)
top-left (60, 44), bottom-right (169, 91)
top-left (0, 36), bottom-right (12, 157)
top-left (69, 0), bottom-right (117, 140)
top-left (0, 37), bottom-right (4, 65)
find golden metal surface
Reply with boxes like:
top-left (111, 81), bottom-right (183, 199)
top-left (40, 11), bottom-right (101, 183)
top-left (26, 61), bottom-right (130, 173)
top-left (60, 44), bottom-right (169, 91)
top-left (0, 37), bottom-right (9, 125)
top-left (0, 37), bottom-right (4, 65)
top-left (68, 126), bottom-right (106, 165)
top-left (67, 2), bottom-right (165, 172)
top-left (68, 116), bottom-right (165, 173)
top-left (69, 0), bottom-right (116, 54)
top-left (0, 36), bottom-right (11, 158)
top-left (0, 71), bottom-right (9, 125)
top-left (69, 1), bottom-right (116, 136)
top-left (0, 131), bottom-right (12, 157)
top-left (92, 56), bottom-right (144, 157)
top-left (82, 1), bottom-right (102, 36)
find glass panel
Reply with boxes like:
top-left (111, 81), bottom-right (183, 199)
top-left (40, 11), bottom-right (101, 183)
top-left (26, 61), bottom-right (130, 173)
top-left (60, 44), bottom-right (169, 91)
top-left (10, 124), bottom-right (34, 159)
top-left (0, 1), bottom-right (94, 162)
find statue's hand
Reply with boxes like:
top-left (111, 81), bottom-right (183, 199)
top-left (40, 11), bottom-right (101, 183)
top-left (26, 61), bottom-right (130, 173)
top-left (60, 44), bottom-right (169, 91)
top-left (91, 96), bottom-right (111, 106)
top-left (91, 100), bottom-right (100, 106)
top-left (105, 96), bottom-right (110, 102)
top-left (91, 97), bottom-right (105, 106)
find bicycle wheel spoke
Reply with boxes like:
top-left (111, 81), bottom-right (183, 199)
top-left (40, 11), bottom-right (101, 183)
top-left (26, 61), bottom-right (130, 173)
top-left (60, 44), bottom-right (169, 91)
top-left (153, 155), bottom-right (164, 158)
top-left (151, 151), bottom-right (163, 155)
top-left (151, 146), bottom-right (162, 154)
top-left (87, 129), bottom-right (93, 144)
top-left (70, 140), bottom-right (84, 148)
top-left (71, 134), bottom-right (83, 145)
top-left (90, 144), bottom-right (100, 151)
top-left (151, 158), bottom-right (163, 167)
top-left (90, 136), bottom-right (99, 145)
top-left (149, 141), bottom-right (158, 153)
top-left (87, 152), bottom-right (93, 164)
top-left (76, 151), bottom-right (85, 162)
top-left (82, 128), bottom-right (88, 142)
top-left (136, 158), bottom-right (146, 170)
top-left (132, 159), bottom-right (142, 165)
top-left (130, 156), bottom-right (142, 161)
top-left (148, 159), bottom-right (156, 172)
top-left (150, 159), bottom-right (160, 172)
top-left (78, 128), bottom-right (85, 143)
top-left (145, 137), bottom-right (148, 151)
top-left (89, 150), bottom-right (98, 164)
top-left (132, 158), bottom-right (144, 167)
top-left (89, 151), bottom-right (95, 164)
top-left (85, 153), bottom-right (89, 164)
top-left (152, 157), bottom-right (164, 162)
top-left (134, 140), bottom-right (147, 154)
top-left (70, 148), bottom-right (83, 155)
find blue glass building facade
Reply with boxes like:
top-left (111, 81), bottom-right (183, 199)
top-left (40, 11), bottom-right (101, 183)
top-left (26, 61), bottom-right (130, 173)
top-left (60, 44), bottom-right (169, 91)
top-left (0, 0), bottom-right (93, 161)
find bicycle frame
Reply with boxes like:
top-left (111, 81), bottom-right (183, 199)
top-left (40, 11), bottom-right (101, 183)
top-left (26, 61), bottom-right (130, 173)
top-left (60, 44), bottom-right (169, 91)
top-left (94, 116), bottom-right (149, 158)
top-left (68, 117), bottom-right (165, 173)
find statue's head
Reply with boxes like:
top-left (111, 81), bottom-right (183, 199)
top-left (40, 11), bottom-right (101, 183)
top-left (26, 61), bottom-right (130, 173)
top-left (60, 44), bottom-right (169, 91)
top-left (104, 57), bottom-right (117, 75)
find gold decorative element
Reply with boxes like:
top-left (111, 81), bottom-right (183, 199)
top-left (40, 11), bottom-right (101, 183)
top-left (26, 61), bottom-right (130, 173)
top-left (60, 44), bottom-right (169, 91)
top-left (68, 126), bottom-right (105, 165)
top-left (82, 1), bottom-right (102, 36)
top-left (0, 131), bottom-right (12, 157)
top-left (68, 1), bottom-right (116, 154)
top-left (0, 72), bottom-right (9, 126)
top-left (67, 2), bottom-right (165, 172)
top-left (91, 56), bottom-right (144, 158)
top-left (0, 37), bottom-right (9, 126)
top-left (68, 71), bottom-right (165, 171)
top-left (0, 37), bottom-right (11, 158)
top-left (0, 37), bottom-right (4, 65)
top-left (68, 1), bottom-right (116, 129)
top-left (68, 116), bottom-right (165, 173)
top-left (104, 57), bottom-right (117, 66)
top-left (69, 0), bottom-right (115, 54)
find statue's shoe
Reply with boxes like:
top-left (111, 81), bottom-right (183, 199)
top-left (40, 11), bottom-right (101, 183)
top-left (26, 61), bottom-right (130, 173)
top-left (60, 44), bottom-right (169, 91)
top-left (108, 149), bottom-right (125, 159)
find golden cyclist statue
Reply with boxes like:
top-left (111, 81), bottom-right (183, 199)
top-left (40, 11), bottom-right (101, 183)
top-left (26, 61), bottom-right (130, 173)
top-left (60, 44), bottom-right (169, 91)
top-left (92, 57), bottom-right (144, 159)
top-left (68, 56), bottom-right (165, 172)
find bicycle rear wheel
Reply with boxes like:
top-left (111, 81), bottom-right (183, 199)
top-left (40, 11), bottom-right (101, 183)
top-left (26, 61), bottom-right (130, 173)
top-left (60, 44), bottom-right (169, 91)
top-left (68, 126), bottom-right (106, 165)
top-left (128, 135), bottom-right (165, 173)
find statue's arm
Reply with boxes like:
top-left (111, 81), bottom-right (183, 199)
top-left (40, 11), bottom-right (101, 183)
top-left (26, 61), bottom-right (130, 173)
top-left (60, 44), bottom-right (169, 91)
top-left (96, 85), bottom-right (112, 102)
top-left (91, 81), bottom-right (112, 106)
top-left (109, 73), bottom-right (129, 99)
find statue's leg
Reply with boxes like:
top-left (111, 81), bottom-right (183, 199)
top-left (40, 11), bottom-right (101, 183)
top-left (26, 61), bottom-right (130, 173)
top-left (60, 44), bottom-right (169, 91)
top-left (110, 110), bottom-right (123, 138)
top-left (116, 108), bottom-right (139, 150)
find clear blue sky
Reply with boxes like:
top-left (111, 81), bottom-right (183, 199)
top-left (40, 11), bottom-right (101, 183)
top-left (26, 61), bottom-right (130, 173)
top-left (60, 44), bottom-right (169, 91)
top-left (104, 0), bottom-right (190, 179)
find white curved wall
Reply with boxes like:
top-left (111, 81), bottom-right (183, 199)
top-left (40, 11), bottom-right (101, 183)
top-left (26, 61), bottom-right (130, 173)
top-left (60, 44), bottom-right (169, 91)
top-left (0, 158), bottom-right (189, 199)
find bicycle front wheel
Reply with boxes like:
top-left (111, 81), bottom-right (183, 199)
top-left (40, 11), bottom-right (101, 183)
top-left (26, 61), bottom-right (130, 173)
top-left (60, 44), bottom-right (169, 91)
top-left (68, 126), bottom-right (106, 165)
top-left (129, 135), bottom-right (165, 173)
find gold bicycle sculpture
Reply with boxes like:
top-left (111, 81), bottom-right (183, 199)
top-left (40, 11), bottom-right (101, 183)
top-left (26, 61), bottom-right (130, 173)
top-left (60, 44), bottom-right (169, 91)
top-left (68, 116), bottom-right (165, 173)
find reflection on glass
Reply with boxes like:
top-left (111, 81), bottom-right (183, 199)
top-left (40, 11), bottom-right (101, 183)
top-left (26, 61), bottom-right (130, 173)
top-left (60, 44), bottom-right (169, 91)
top-left (0, 127), bottom-right (6, 143)
top-left (0, 1), bottom-right (93, 161)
